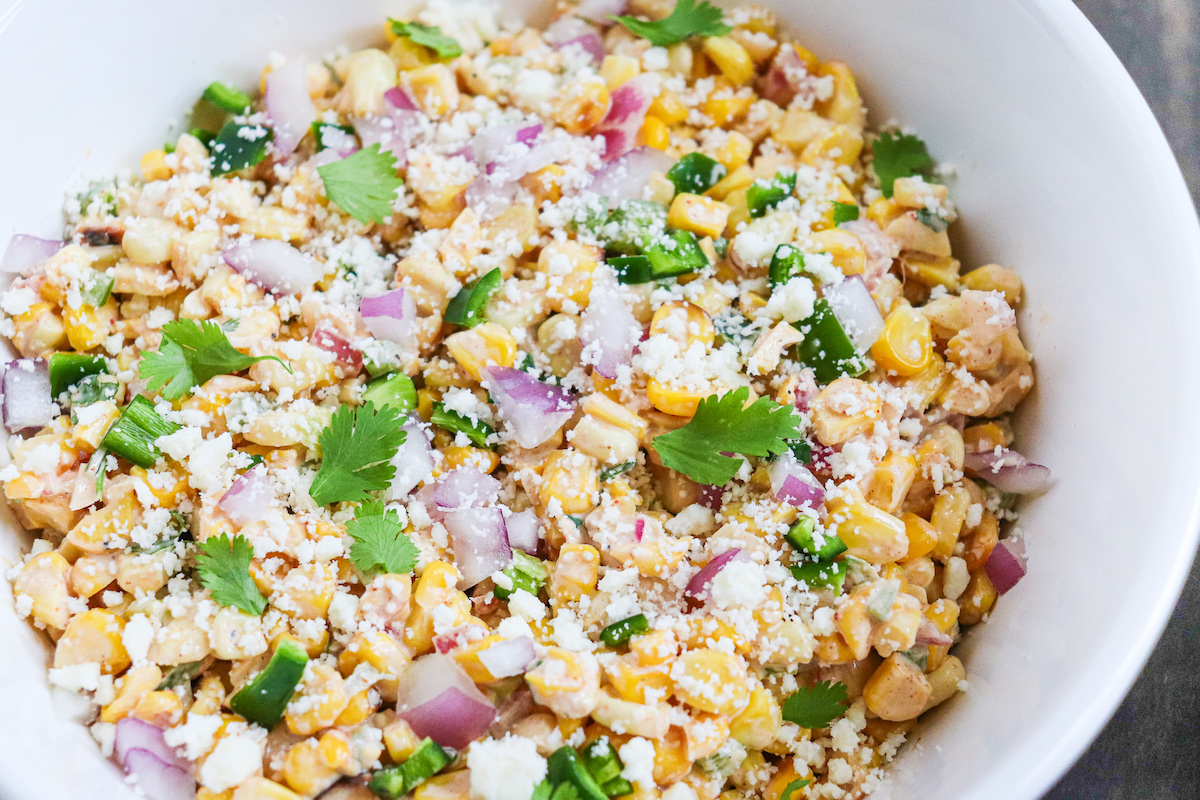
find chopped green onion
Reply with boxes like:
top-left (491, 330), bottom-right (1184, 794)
top-left (202, 81), bottom-right (253, 114)
top-left (601, 778), bottom-right (634, 798)
top-left (609, 255), bottom-right (653, 285)
top-left (100, 396), bottom-right (181, 468)
top-left (581, 739), bottom-right (623, 786)
top-left (310, 121), bottom-right (356, 151)
top-left (789, 439), bottom-right (812, 464)
top-left (746, 170), bottom-right (797, 218)
top-left (445, 267), bottom-right (502, 328)
top-left (666, 152), bottom-right (727, 195)
top-left (430, 402), bottom-right (494, 449)
top-left (362, 373), bottom-right (417, 415)
top-left (210, 121), bottom-right (273, 177)
top-left (599, 613), bottom-right (649, 648)
top-left (532, 780), bottom-right (554, 800)
top-left (790, 560), bottom-right (848, 593)
top-left (552, 784), bottom-right (583, 800)
top-left (768, 244), bottom-right (806, 287)
top-left (156, 660), bottom-right (205, 691)
top-left (69, 373), bottom-right (120, 408)
top-left (548, 747), bottom-right (608, 800)
top-left (831, 202), bottom-right (860, 224)
top-left (49, 353), bottom-right (107, 397)
top-left (494, 552), bottom-right (549, 601)
top-left (370, 738), bottom-right (453, 799)
top-left (785, 516), bottom-right (846, 561)
top-left (599, 461), bottom-right (635, 482)
top-left (228, 638), bottom-right (308, 729)
top-left (80, 271), bottom-right (115, 308)
top-left (644, 229), bottom-right (708, 279)
top-left (793, 298), bottom-right (869, 384)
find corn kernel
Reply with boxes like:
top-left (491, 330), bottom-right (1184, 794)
top-left (872, 304), bottom-right (934, 376)
top-left (667, 193), bottom-right (731, 238)
top-left (444, 322), bottom-right (517, 381)
top-left (639, 115), bottom-right (671, 151)
top-left (730, 685), bottom-right (782, 749)
top-left (647, 379), bottom-right (708, 418)
top-left (649, 90), bottom-right (688, 126)
top-left (405, 64), bottom-right (459, 117)
top-left (140, 149), bottom-right (172, 181)
top-left (703, 37), bottom-right (755, 85)
top-left (672, 648), bottom-right (750, 715)
top-left (808, 228), bottom-right (866, 276)
top-left (538, 450), bottom-right (599, 515)
top-left (601, 55), bottom-right (641, 90)
top-left (54, 608), bottom-right (130, 674)
top-left (826, 489), bottom-right (909, 564)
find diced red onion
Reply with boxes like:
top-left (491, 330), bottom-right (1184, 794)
top-left (839, 219), bottom-right (898, 291)
top-left (433, 625), bottom-right (484, 654)
top-left (478, 636), bottom-right (536, 678)
top-left (360, 288), bottom-right (416, 344)
top-left (544, 15), bottom-right (594, 45)
top-left (759, 45), bottom-right (806, 107)
top-left (517, 124), bottom-right (543, 145)
top-left (353, 99), bottom-right (419, 167)
top-left (389, 421), bottom-right (436, 499)
top-left (115, 717), bottom-right (190, 773)
top-left (3, 358), bottom-right (57, 432)
top-left (768, 452), bottom-right (825, 509)
top-left (963, 448), bottom-right (1054, 495)
top-left (915, 618), bottom-right (954, 646)
top-left (1, 234), bottom-right (62, 274)
top-left (580, 267), bottom-right (639, 378)
top-left (123, 749), bottom-right (196, 800)
top-left (985, 538), bottom-right (1028, 595)
top-left (266, 58), bottom-right (316, 157)
top-left (311, 325), bottom-right (363, 369)
top-left (384, 86), bottom-right (419, 112)
top-left (397, 654), bottom-right (497, 749)
top-left (588, 146), bottom-right (675, 209)
top-left (698, 484), bottom-right (724, 511)
top-left (465, 175), bottom-right (519, 219)
top-left (634, 517), bottom-right (645, 542)
top-left (218, 464), bottom-right (272, 525)
top-left (823, 275), bottom-right (884, 351)
top-left (471, 123), bottom-right (532, 165)
top-left (482, 366), bottom-right (576, 448)
top-left (434, 468), bottom-right (502, 509)
top-left (685, 548), bottom-right (747, 602)
top-left (593, 74), bottom-right (657, 161)
top-left (444, 506), bottom-right (513, 588)
top-left (504, 508), bottom-right (541, 554)
top-left (223, 238), bottom-right (326, 296)
top-left (556, 33), bottom-right (606, 65)
top-left (576, 0), bottom-right (628, 23)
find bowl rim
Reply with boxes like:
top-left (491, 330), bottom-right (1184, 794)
top-left (1007, 0), bottom-right (1200, 796)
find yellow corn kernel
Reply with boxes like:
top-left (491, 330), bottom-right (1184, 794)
top-left (930, 486), bottom-right (970, 562)
top-left (416, 388), bottom-right (437, 421)
top-left (639, 115), bottom-right (670, 151)
top-left (963, 422), bottom-right (1010, 454)
top-left (581, 394), bottom-right (649, 440)
top-left (673, 648), bottom-right (750, 716)
top-left (12, 301), bottom-right (68, 357)
top-left (442, 446), bottom-right (500, 473)
top-left (601, 55), bottom-right (641, 90)
top-left (863, 654), bottom-right (932, 722)
top-left (140, 149), bottom-right (172, 181)
top-left (647, 379), bottom-right (708, 418)
top-left (710, 131), bottom-right (754, 173)
top-left (285, 663), bottom-right (350, 736)
top-left (452, 635), bottom-right (511, 684)
top-left (866, 196), bottom-right (906, 229)
top-left (808, 228), bottom-right (866, 276)
top-left (703, 37), bottom-right (755, 85)
top-left (815, 61), bottom-right (865, 130)
top-left (190, 675), bottom-right (225, 718)
top-left (70, 400), bottom-right (120, 452)
top-left (865, 452), bottom-right (917, 514)
top-left (67, 493), bottom-right (137, 555)
top-left (538, 450), bottom-right (599, 515)
top-left (901, 513), bottom-right (939, 560)
top-left (69, 554), bottom-right (118, 601)
top-left (444, 322), bottom-right (517, 382)
top-left (650, 300), bottom-right (716, 348)
top-left (872, 304), bottom-right (934, 376)
top-left (414, 561), bottom-right (461, 607)
top-left (520, 164), bottom-right (566, 206)
top-left (338, 630), bottom-right (411, 703)
top-left (99, 665), bottom-right (162, 723)
top-left (730, 685), bottom-right (782, 749)
top-left (809, 377), bottom-right (882, 446)
top-left (405, 64), bottom-right (459, 117)
top-left (525, 646), bottom-right (592, 699)
top-left (552, 80), bottom-right (611, 136)
top-left (827, 490), bottom-right (909, 564)
top-left (198, 790), bottom-right (234, 800)
top-left (383, 718), bottom-right (421, 762)
top-left (550, 542), bottom-right (601, 606)
top-left (652, 727), bottom-right (691, 786)
top-left (706, 164), bottom-right (753, 200)
top-left (414, 771), bottom-right (471, 800)
top-left (667, 193), bottom-right (731, 239)
top-left (232, 778), bottom-right (304, 800)
top-left (14, 550), bottom-right (73, 629)
top-left (389, 35), bottom-right (438, 69)
top-left (763, 758), bottom-right (814, 800)
top-left (54, 608), bottom-right (130, 674)
top-left (630, 630), bottom-right (678, 667)
top-left (65, 299), bottom-right (117, 352)
top-left (649, 89), bottom-right (688, 126)
top-left (723, 187), bottom-right (751, 235)
top-left (282, 739), bottom-right (338, 797)
top-left (703, 86), bottom-right (753, 127)
top-left (134, 690), bottom-right (183, 727)
top-left (606, 659), bottom-right (673, 705)
top-left (813, 633), bottom-right (857, 664)
top-left (892, 176), bottom-right (949, 209)
top-left (887, 212), bottom-right (953, 258)
top-left (900, 251), bottom-right (961, 291)
top-left (334, 689), bottom-right (379, 727)
top-left (961, 263), bottom-right (1024, 307)
top-left (958, 570), bottom-right (998, 625)
top-left (902, 352), bottom-right (948, 412)
top-left (800, 124), bottom-right (864, 168)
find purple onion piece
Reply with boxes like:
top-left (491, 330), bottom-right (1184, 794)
top-left (360, 287), bottom-right (416, 344)
top-left (963, 448), bottom-right (1054, 495)
top-left (397, 654), bottom-right (496, 750)
top-left (1, 234), bottom-right (62, 274)
top-left (3, 359), bottom-right (57, 432)
top-left (443, 506), bottom-right (512, 588)
top-left (483, 366), bottom-right (575, 448)
top-left (223, 238), bottom-right (326, 296)
top-left (266, 58), bottom-right (316, 157)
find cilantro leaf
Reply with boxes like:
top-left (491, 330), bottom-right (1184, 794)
top-left (651, 387), bottom-right (802, 485)
top-left (140, 319), bottom-right (288, 400)
top-left (317, 143), bottom-right (404, 224)
top-left (613, 0), bottom-right (731, 46)
top-left (872, 132), bottom-right (933, 198)
top-left (389, 19), bottom-right (464, 59)
top-left (780, 779), bottom-right (812, 800)
top-left (309, 401), bottom-right (407, 506)
top-left (195, 533), bottom-right (267, 616)
top-left (782, 681), bottom-right (849, 729)
top-left (347, 503), bottom-right (419, 576)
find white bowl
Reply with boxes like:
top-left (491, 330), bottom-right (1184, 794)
top-left (1, 1), bottom-right (1198, 798)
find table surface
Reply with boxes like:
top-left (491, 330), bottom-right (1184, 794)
top-left (1044, 2), bottom-right (1200, 797)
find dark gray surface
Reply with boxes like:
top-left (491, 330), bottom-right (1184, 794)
top-left (1045, 2), bottom-right (1200, 798)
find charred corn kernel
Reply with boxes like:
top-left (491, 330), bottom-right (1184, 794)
top-left (538, 450), bottom-right (599, 515)
top-left (649, 89), bottom-right (688, 125)
top-left (930, 486), bottom-right (970, 562)
top-left (405, 63), bottom-right (458, 116)
top-left (872, 304), bottom-right (934, 376)
top-left (383, 718), bottom-right (421, 762)
top-left (901, 513), bottom-right (939, 560)
top-left (232, 778), bottom-right (303, 800)
top-left (863, 654), bottom-right (932, 722)
top-left (286, 663), bottom-right (350, 735)
top-left (730, 685), bottom-right (782, 749)
top-left (672, 648), bottom-right (750, 715)
top-left (810, 377), bottom-right (882, 446)
top-left (67, 494), bottom-right (137, 555)
top-left (550, 543), bottom-right (600, 605)
top-left (54, 608), bottom-right (130, 674)
top-left (630, 630), bottom-right (678, 667)
top-left (552, 80), bottom-right (610, 135)
top-left (703, 87), bottom-right (753, 127)
top-left (763, 759), bottom-right (814, 800)
top-left (892, 176), bottom-right (949, 209)
top-left (668, 193), bottom-right (731, 238)
top-left (639, 115), bottom-right (671, 150)
top-left (703, 37), bottom-right (755, 85)
top-left (650, 300), bottom-right (716, 348)
top-left (414, 771), bottom-right (471, 800)
top-left (442, 446), bottom-right (500, 473)
top-left (816, 61), bottom-right (865, 130)
top-left (808, 228), bottom-right (866, 276)
top-left (134, 689), bottom-right (183, 727)
top-left (865, 452), bottom-right (918, 514)
top-left (647, 379), bottom-right (708, 418)
top-left (581, 394), bottom-right (649, 440)
top-left (813, 633), bottom-right (857, 664)
top-left (282, 739), bottom-right (338, 796)
top-left (65, 299), bottom-right (117, 352)
top-left (800, 124), bottom-right (864, 168)
top-left (958, 570), bottom-right (998, 625)
top-left (601, 54), bottom-right (641, 90)
top-left (827, 490), bottom-right (909, 564)
top-left (100, 665), bottom-right (162, 723)
top-left (961, 263), bottom-right (1024, 307)
top-left (444, 323), bottom-right (517, 381)
top-left (520, 164), bottom-right (566, 205)
top-left (140, 149), bottom-right (171, 181)
top-left (706, 164), bottom-right (753, 200)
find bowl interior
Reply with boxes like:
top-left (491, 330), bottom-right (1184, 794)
top-left (0, 1), bottom-right (1197, 799)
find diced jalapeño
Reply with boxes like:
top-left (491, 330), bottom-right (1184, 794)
top-left (229, 638), bottom-right (308, 728)
top-left (202, 81), bottom-right (253, 113)
top-left (362, 373), bottom-right (417, 415)
top-left (599, 614), bottom-right (650, 647)
top-left (794, 298), bottom-right (869, 384)
top-left (48, 353), bottom-right (107, 397)
top-left (790, 560), bottom-right (848, 593)
top-left (430, 402), bottom-right (494, 449)
top-left (644, 229), bottom-right (708, 279)
top-left (785, 516), bottom-right (847, 561)
top-left (666, 152), bottom-right (727, 195)
top-left (746, 170), bottom-right (797, 218)
top-left (445, 267), bottom-right (502, 328)
top-left (609, 255), bottom-right (653, 285)
top-left (768, 244), bottom-right (806, 287)
top-left (210, 121), bottom-right (273, 176)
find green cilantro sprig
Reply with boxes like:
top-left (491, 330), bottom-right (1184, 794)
top-left (347, 501), bottom-right (419, 576)
top-left (389, 19), bottom-right (464, 59)
top-left (613, 0), bottom-right (731, 46)
top-left (196, 533), bottom-right (267, 616)
top-left (309, 401), bottom-right (407, 506)
top-left (140, 319), bottom-right (289, 400)
top-left (782, 680), bottom-right (849, 729)
top-left (651, 387), bottom-right (802, 485)
top-left (780, 779), bottom-right (812, 800)
top-left (872, 132), bottom-right (933, 198)
top-left (317, 143), bottom-right (405, 224)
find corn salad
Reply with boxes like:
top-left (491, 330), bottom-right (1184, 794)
top-left (0, 2), bottom-right (1045, 800)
